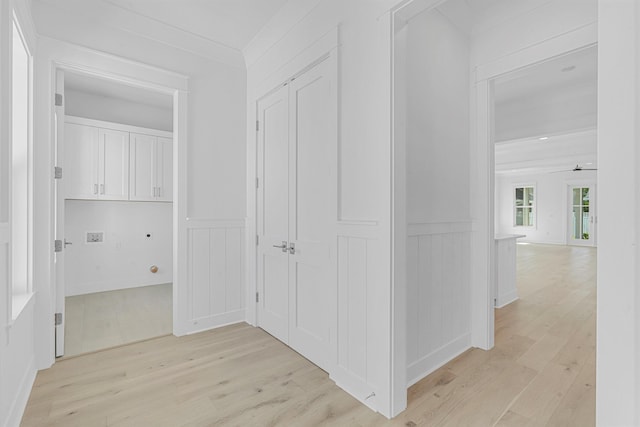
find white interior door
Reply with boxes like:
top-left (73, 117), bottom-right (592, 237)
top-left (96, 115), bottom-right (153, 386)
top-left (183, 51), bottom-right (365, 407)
top-left (54, 69), bottom-right (65, 357)
top-left (256, 58), bottom-right (333, 372)
top-left (287, 60), bottom-right (332, 371)
top-left (568, 185), bottom-right (596, 246)
top-left (256, 85), bottom-right (290, 344)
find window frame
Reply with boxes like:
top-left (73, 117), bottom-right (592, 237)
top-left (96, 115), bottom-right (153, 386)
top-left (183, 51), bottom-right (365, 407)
top-left (9, 10), bottom-right (35, 321)
top-left (513, 184), bottom-right (536, 228)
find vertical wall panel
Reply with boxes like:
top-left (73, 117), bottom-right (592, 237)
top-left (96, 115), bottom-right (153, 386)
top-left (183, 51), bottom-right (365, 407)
top-left (406, 223), bottom-right (473, 386)
top-left (187, 222), bottom-right (245, 329)
top-left (210, 228), bottom-right (227, 315)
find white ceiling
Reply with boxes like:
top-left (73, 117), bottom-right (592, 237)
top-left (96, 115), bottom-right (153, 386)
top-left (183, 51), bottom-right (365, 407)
top-left (65, 72), bottom-right (173, 109)
top-left (33, 0), bottom-right (289, 65)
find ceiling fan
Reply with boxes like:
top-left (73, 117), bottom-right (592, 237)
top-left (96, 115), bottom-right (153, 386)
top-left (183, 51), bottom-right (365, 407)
top-left (552, 164), bottom-right (598, 173)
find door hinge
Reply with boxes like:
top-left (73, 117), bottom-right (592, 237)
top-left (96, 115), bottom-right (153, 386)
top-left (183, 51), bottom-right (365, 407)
top-left (54, 239), bottom-right (63, 253)
top-left (256, 292), bottom-right (259, 303)
top-left (256, 177), bottom-right (259, 189)
top-left (256, 235), bottom-right (259, 245)
top-left (54, 312), bottom-right (62, 326)
top-left (54, 166), bottom-right (63, 179)
top-left (55, 93), bottom-right (63, 107)
top-left (256, 120), bottom-right (260, 132)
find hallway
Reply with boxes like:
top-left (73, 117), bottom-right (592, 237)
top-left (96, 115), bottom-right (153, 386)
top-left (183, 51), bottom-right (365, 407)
top-left (21, 244), bottom-right (596, 426)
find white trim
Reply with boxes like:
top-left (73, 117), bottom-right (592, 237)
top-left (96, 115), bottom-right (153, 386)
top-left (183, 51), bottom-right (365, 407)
top-left (406, 333), bottom-right (471, 387)
top-left (4, 356), bottom-right (36, 427)
top-left (183, 311), bottom-right (245, 336)
top-left (65, 115), bottom-right (173, 139)
top-left (408, 221), bottom-right (474, 236)
top-left (0, 223), bottom-right (8, 242)
top-left (495, 291), bottom-right (519, 308)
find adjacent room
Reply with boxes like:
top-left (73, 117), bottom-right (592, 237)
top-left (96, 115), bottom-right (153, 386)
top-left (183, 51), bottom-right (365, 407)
top-left (58, 72), bottom-right (174, 357)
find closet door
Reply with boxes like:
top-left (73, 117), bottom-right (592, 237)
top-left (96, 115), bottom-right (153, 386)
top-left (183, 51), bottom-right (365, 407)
top-left (256, 85), bottom-right (290, 344)
top-left (98, 128), bottom-right (129, 200)
top-left (287, 59), bottom-right (332, 371)
top-left (129, 133), bottom-right (156, 201)
top-left (64, 123), bottom-right (99, 199)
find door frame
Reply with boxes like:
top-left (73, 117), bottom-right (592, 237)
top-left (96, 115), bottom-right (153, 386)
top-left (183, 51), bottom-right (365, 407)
top-left (566, 182), bottom-right (597, 247)
top-left (38, 40), bottom-right (189, 367)
top-left (388, 0), bottom-right (598, 416)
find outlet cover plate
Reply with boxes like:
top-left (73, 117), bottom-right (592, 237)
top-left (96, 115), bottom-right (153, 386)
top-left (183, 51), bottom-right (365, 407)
top-left (86, 232), bottom-right (104, 243)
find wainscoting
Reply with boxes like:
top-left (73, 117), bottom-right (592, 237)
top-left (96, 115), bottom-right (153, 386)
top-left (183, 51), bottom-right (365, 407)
top-left (333, 220), bottom-right (386, 410)
top-left (185, 219), bottom-right (245, 332)
top-left (406, 221), bottom-right (472, 386)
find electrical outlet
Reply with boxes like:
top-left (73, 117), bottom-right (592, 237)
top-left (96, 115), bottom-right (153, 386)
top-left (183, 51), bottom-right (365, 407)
top-left (86, 232), bottom-right (104, 243)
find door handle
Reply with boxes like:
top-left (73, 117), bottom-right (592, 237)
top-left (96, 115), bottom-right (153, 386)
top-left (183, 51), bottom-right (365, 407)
top-left (273, 241), bottom-right (288, 253)
top-left (64, 239), bottom-right (73, 248)
top-left (289, 243), bottom-right (295, 255)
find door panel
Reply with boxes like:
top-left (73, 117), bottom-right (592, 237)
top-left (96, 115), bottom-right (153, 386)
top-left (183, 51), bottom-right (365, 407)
top-left (288, 59), bottom-right (332, 371)
top-left (99, 129), bottom-right (130, 200)
top-left (256, 85), bottom-right (290, 343)
top-left (569, 185), bottom-right (596, 246)
top-left (129, 133), bottom-right (156, 201)
top-left (64, 123), bottom-right (99, 200)
top-left (157, 137), bottom-right (173, 201)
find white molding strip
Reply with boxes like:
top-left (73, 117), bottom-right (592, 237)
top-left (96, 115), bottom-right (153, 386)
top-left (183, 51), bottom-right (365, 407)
top-left (4, 357), bottom-right (36, 427)
top-left (65, 115), bottom-right (173, 138)
top-left (407, 333), bottom-right (471, 387)
top-left (408, 221), bottom-right (473, 236)
top-left (185, 218), bottom-right (246, 229)
top-left (184, 309), bottom-right (245, 336)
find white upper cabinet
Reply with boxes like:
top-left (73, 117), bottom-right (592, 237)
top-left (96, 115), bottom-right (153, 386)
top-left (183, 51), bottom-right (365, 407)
top-left (99, 128), bottom-right (130, 201)
top-left (64, 117), bottom-right (172, 202)
top-left (129, 133), bottom-right (173, 202)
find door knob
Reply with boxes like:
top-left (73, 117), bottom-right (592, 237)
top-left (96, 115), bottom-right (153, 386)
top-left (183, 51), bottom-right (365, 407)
top-left (289, 243), bottom-right (295, 255)
top-left (273, 241), bottom-right (288, 253)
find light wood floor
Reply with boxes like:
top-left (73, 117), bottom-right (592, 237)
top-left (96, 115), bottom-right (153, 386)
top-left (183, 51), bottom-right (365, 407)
top-left (64, 284), bottom-right (173, 358)
top-left (22, 244), bottom-right (595, 426)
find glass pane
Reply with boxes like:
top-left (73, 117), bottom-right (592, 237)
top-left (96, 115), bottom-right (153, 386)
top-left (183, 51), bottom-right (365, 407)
top-left (582, 207), bottom-right (590, 239)
top-left (582, 188), bottom-right (590, 206)
top-left (525, 187), bottom-right (534, 207)
top-left (573, 188), bottom-right (581, 206)
top-left (515, 188), bottom-right (524, 206)
top-left (572, 207), bottom-right (582, 239)
top-left (515, 208), bottom-right (523, 226)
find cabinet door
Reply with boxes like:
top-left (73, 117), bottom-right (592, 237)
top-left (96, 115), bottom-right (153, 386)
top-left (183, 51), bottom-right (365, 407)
top-left (98, 128), bottom-right (129, 200)
top-left (129, 133), bottom-right (156, 201)
top-left (64, 123), bottom-right (99, 199)
top-left (156, 136), bottom-right (173, 202)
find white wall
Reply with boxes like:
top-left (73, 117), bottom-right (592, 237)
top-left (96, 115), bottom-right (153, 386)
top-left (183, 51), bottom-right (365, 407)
top-left (403, 6), bottom-right (473, 386)
top-left (0, 1), bottom-right (38, 426)
top-left (65, 89), bottom-right (173, 132)
top-left (495, 171), bottom-right (596, 244)
top-left (597, 0), bottom-right (640, 424)
top-left (64, 200), bottom-right (172, 296)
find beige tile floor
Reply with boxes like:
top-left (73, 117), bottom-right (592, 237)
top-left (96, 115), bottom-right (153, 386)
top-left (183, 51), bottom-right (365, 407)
top-left (63, 283), bottom-right (173, 358)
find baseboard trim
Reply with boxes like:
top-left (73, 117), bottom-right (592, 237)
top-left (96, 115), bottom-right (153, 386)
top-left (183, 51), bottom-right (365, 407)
top-left (407, 333), bottom-right (471, 387)
top-left (496, 291), bottom-right (519, 308)
top-left (4, 357), bottom-right (36, 427)
top-left (179, 309), bottom-right (245, 336)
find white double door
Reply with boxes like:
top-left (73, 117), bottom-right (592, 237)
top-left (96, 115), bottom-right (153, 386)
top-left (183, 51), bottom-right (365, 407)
top-left (256, 59), bottom-right (333, 372)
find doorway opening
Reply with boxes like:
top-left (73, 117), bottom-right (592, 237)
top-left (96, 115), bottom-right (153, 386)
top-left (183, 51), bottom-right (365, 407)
top-left (54, 70), bottom-right (175, 358)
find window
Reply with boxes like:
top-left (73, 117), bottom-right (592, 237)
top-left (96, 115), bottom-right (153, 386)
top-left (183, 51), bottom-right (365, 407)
top-left (514, 186), bottom-right (535, 227)
top-left (11, 16), bottom-right (32, 318)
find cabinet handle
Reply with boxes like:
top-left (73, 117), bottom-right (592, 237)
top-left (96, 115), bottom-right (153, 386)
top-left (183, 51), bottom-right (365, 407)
top-left (94, 184), bottom-right (98, 195)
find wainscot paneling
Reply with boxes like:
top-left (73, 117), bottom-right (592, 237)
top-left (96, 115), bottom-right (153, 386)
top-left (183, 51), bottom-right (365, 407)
top-left (186, 220), bottom-right (244, 332)
top-left (406, 221), bottom-right (472, 387)
top-left (332, 220), bottom-right (384, 410)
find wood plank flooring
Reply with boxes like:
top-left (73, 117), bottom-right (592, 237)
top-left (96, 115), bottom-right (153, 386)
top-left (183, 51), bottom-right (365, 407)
top-left (22, 244), bottom-right (595, 426)
top-left (64, 284), bottom-right (173, 357)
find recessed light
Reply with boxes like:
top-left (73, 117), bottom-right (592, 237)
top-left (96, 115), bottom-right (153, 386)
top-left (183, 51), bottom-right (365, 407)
top-left (585, 162), bottom-right (593, 165)
top-left (562, 65), bottom-right (576, 72)
top-left (539, 136), bottom-right (549, 141)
